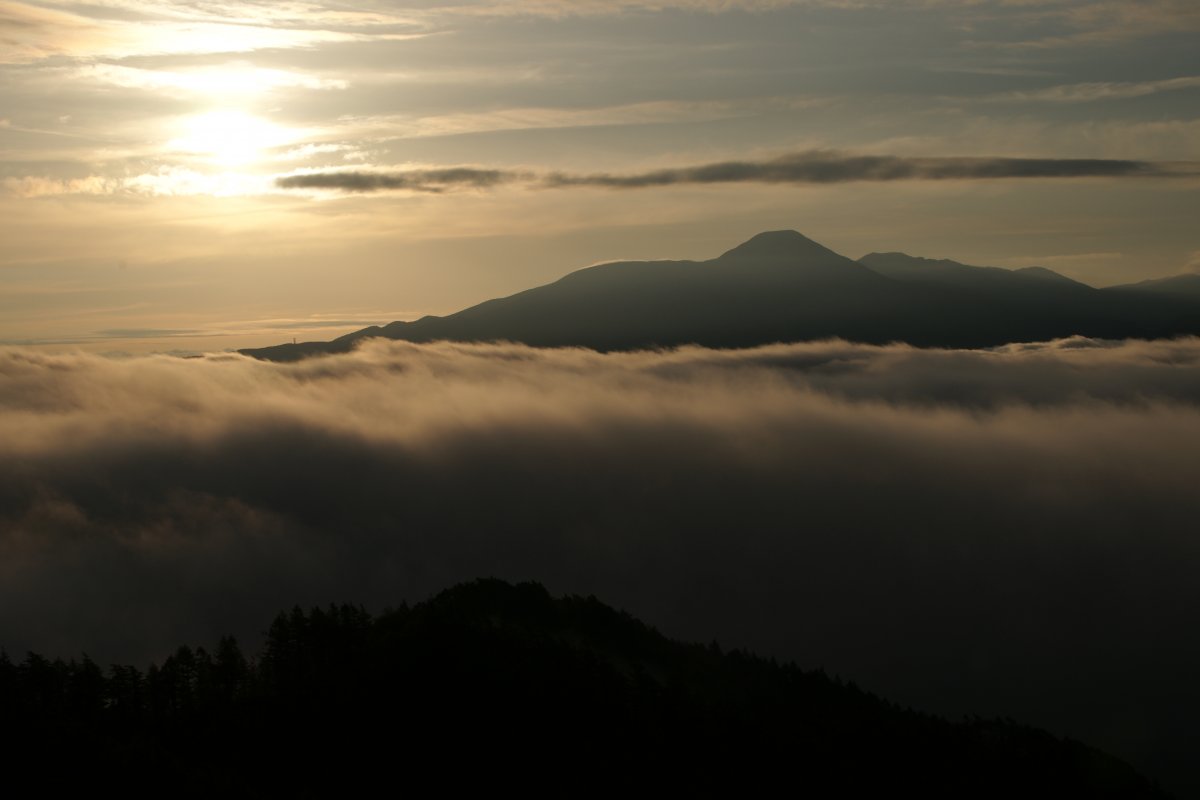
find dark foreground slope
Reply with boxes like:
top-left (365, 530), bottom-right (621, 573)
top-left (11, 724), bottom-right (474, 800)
top-left (0, 580), bottom-right (1166, 797)
top-left (242, 231), bottom-right (1200, 361)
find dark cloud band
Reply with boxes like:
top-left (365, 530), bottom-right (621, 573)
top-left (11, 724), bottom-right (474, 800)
top-left (275, 151), bottom-right (1197, 193)
top-left (275, 167), bottom-right (522, 193)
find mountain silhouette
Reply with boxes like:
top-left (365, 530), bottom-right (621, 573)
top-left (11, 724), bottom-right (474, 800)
top-left (858, 251), bottom-right (1092, 292)
top-left (1106, 272), bottom-right (1200, 300)
top-left (242, 231), bottom-right (1200, 361)
top-left (0, 579), bottom-right (1169, 795)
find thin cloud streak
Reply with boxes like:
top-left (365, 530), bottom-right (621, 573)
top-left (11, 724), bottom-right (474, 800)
top-left (990, 75), bottom-right (1200, 104)
top-left (274, 151), bottom-right (1200, 194)
top-left (275, 167), bottom-right (524, 193)
top-left (544, 153), bottom-right (1185, 186)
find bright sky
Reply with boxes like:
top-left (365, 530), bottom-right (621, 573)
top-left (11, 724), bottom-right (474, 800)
top-left (2, 0), bottom-right (1199, 351)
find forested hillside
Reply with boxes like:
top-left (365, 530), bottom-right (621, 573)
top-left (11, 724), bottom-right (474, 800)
top-left (0, 579), bottom-right (1167, 796)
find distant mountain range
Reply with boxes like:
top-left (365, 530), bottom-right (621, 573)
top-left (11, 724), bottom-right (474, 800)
top-left (241, 231), bottom-right (1200, 361)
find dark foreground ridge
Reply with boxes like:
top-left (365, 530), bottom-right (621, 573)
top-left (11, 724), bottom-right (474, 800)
top-left (242, 230), bottom-right (1200, 361)
top-left (1, 579), bottom-right (1167, 796)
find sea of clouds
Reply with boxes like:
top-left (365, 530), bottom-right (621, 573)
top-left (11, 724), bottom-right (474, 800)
top-left (3, 336), bottom-right (1199, 788)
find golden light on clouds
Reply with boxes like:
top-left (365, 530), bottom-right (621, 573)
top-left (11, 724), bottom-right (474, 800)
top-left (168, 111), bottom-right (297, 168)
top-left (0, 0), bottom-right (367, 63)
top-left (85, 63), bottom-right (348, 97)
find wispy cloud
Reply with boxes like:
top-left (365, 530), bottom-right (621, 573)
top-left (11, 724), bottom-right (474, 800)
top-left (0, 0), bottom-right (419, 63)
top-left (274, 151), bottom-right (1200, 194)
top-left (8, 0), bottom-right (1196, 67)
top-left (1, 169), bottom-right (276, 197)
top-left (1, 175), bottom-right (124, 197)
top-left (275, 167), bottom-right (524, 193)
top-left (11, 150), bottom-right (1199, 200)
top-left (92, 327), bottom-right (201, 339)
top-left (338, 97), bottom-right (825, 141)
top-left (975, 0), bottom-right (1200, 47)
top-left (436, 0), bottom-right (807, 16)
top-left (542, 153), bottom-right (1186, 186)
top-left (991, 76), bottom-right (1200, 104)
top-left (79, 63), bottom-right (349, 96)
top-left (0, 0), bottom-right (112, 62)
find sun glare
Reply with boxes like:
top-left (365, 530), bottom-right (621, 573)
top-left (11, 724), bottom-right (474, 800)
top-left (170, 110), bottom-right (293, 167)
top-left (92, 63), bottom-right (346, 98)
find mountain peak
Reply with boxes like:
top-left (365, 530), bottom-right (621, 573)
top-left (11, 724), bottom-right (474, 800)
top-left (717, 230), bottom-right (842, 263)
top-left (240, 229), bottom-right (1200, 363)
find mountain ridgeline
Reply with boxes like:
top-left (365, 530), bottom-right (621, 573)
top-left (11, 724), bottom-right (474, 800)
top-left (242, 231), bottom-right (1200, 361)
top-left (0, 580), bottom-right (1167, 795)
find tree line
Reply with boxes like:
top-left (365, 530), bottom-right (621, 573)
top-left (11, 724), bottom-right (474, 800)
top-left (0, 579), bottom-right (1169, 796)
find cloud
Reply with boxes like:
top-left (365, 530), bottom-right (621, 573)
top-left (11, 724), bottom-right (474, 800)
top-left (961, 0), bottom-right (1200, 48)
top-left (339, 97), bottom-right (824, 141)
top-left (91, 328), bottom-right (201, 339)
top-left (274, 167), bottom-right (524, 193)
top-left (544, 152), bottom-right (1187, 186)
top-left (377, 0), bottom-right (1181, 21)
top-left (1041, 0), bottom-right (1200, 44)
top-left (1186, 251), bottom-right (1200, 274)
top-left (443, 0), bottom-right (809, 15)
top-left (349, 0), bottom-right (841, 18)
top-left (80, 63), bottom-right (349, 96)
top-left (3, 336), bottom-right (1200, 791)
top-left (990, 75), bottom-right (1200, 104)
top-left (5, 0), bottom-right (1195, 68)
top-left (0, 0), bottom-right (109, 62)
top-left (274, 151), bottom-right (1199, 194)
top-left (2, 169), bottom-right (279, 198)
top-left (1, 175), bottom-right (123, 197)
top-left (0, 0), bottom-right (393, 64)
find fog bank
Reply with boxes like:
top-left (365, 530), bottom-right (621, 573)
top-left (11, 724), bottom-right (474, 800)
top-left (3, 337), bottom-right (1199, 790)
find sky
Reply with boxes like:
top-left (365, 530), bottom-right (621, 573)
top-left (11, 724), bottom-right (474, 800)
top-left (2, 0), bottom-right (1199, 350)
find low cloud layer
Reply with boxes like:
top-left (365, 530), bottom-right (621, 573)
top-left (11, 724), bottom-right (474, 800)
top-left (4, 337), bottom-right (1200, 790)
top-left (276, 151), bottom-right (1199, 193)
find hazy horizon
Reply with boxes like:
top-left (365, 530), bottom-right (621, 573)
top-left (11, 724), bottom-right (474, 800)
top-left (7, 227), bottom-right (1198, 354)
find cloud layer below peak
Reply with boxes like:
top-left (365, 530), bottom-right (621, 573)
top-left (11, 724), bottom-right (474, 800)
top-left (3, 337), bottom-right (1200, 790)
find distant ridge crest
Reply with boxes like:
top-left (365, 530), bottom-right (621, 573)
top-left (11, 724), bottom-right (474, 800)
top-left (717, 229), bottom-right (839, 262)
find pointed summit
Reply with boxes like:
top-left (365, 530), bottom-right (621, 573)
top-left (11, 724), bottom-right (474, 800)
top-left (240, 228), bottom-right (1200, 363)
top-left (717, 230), bottom-right (844, 264)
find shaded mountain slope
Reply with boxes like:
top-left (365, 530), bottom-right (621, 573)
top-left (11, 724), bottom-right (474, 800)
top-left (859, 252), bottom-right (1200, 343)
top-left (1107, 273), bottom-right (1200, 300)
top-left (858, 251), bottom-right (1092, 292)
top-left (242, 231), bottom-right (1200, 361)
top-left (0, 579), bottom-right (1168, 796)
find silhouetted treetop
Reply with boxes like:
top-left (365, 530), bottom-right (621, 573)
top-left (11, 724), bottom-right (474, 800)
top-left (0, 579), bottom-right (1170, 797)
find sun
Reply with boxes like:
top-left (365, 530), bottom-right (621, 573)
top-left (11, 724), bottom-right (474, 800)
top-left (170, 110), bottom-right (291, 167)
